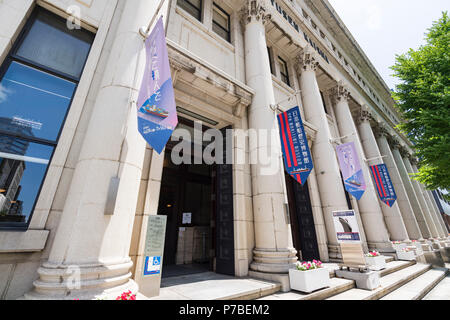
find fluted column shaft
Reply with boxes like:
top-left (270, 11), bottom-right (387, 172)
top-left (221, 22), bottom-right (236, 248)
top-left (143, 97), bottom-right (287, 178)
top-left (402, 156), bottom-right (440, 238)
top-left (357, 114), bottom-right (409, 242)
top-left (242, 0), bottom-right (297, 274)
top-left (375, 133), bottom-right (423, 240)
top-left (295, 49), bottom-right (357, 259)
top-left (391, 146), bottom-right (432, 238)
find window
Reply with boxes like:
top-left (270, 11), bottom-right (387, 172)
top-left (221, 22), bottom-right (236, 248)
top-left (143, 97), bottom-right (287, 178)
top-left (267, 47), bottom-right (275, 75)
top-left (178, 0), bottom-right (203, 21)
top-left (320, 91), bottom-right (329, 115)
top-left (0, 8), bottom-right (94, 229)
top-left (212, 3), bottom-right (230, 42)
top-left (278, 57), bottom-right (290, 87)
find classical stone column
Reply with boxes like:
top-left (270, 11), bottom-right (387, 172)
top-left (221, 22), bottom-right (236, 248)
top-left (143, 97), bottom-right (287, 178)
top-left (26, 0), bottom-right (155, 300)
top-left (330, 84), bottom-right (393, 252)
top-left (241, 0), bottom-right (297, 280)
top-left (390, 140), bottom-right (432, 239)
top-left (410, 162), bottom-right (449, 240)
top-left (295, 49), bottom-right (354, 259)
top-left (357, 107), bottom-right (409, 243)
top-left (374, 125), bottom-right (423, 241)
top-left (402, 153), bottom-right (440, 239)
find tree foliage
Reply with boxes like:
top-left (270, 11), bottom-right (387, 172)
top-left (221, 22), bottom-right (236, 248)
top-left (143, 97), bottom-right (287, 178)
top-left (391, 11), bottom-right (450, 192)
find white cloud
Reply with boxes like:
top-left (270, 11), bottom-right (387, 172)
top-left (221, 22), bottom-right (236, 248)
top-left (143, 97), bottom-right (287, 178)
top-left (0, 84), bottom-right (10, 103)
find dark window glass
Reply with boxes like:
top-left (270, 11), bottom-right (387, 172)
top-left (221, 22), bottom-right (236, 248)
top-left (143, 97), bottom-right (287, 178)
top-left (212, 4), bottom-right (230, 42)
top-left (16, 10), bottom-right (93, 79)
top-left (0, 8), bottom-right (93, 229)
top-left (278, 57), bottom-right (290, 86)
top-left (320, 91), bottom-right (329, 115)
top-left (268, 47), bottom-right (275, 75)
top-left (178, 0), bottom-right (203, 21)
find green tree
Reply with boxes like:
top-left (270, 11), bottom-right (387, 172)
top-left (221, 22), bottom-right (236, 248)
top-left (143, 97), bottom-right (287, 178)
top-left (391, 11), bottom-right (450, 194)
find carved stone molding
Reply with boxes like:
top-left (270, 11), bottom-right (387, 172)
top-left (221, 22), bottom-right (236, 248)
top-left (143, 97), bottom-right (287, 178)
top-left (240, 0), bottom-right (271, 27)
top-left (330, 81), bottom-right (350, 104)
top-left (387, 135), bottom-right (401, 150)
top-left (295, 45), bottom-right (319, 73)
top-left (399, 146), bottom-right (411, 159)
top-left (374, 122), bottom-right (390, 139)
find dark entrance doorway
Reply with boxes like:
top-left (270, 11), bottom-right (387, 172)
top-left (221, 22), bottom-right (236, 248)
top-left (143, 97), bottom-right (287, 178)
top-left (285, 173), bottom-right (320, 262)
top-left (157, 118), bottom-right (235, 278)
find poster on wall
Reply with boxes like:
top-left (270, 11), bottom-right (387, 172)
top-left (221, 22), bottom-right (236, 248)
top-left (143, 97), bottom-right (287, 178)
top-left (336, 142), bottom-right (366, 200)
top-left (370, 164), bottom-right (397, 207)
top-left (277, 106), bottom-right (314, 186)
top-left (332, 210), bottom-right (361, 243)
top-left (137, 17), bottom-right (178, 154)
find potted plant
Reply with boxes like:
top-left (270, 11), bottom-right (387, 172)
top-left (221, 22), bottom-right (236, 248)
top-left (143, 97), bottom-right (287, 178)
top-left (289, 260), bottom-right (330, 294)
top-left (396, 248), bottom-right (416, 261)
top-left (365, 251), bottom-right (386, 271)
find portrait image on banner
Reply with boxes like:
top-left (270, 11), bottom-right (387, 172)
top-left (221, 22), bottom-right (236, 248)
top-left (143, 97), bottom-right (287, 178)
top-left (336, 142), bottom-right (366, 200)
top-left (332, 210), bottom-right (361, 243)
top-left (277, 106), bottom-right (314, 186)
top-left (370, 164), bottom-right (397, 207)
top-left (137, 17), bottom-right (178, 154)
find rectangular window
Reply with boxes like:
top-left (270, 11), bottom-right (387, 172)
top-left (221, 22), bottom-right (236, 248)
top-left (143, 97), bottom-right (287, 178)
top-left (267, 47), bottom-right (275, 75)
top-left (212, 3), bottom-right (231, 42)
top-left (178, 0), bottom-right (203, 21)
top-left (0, 8), bottom-right (94, 230)
top-left (278, 57), bottom-right (290, 87)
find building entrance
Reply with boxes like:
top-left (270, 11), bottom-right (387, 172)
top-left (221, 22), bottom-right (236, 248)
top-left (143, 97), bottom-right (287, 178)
top-left (157, 119), bottom-right (235, 278)
top-left (285, 173), bottom-right (320, 262)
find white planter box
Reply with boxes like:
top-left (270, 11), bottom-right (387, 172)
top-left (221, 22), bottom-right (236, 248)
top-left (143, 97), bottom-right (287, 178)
top-left (365, 256), bottom-right (387, 271)
top-left (392, 243), bottom-right (407, 251)
top-left (289, 268), bottom-right (330, 293)
top-left (396, 250), bottom-right (416, 261)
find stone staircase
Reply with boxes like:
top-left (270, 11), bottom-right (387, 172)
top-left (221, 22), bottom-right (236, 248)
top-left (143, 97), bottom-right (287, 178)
top-left (257, 256), bottom-right (449, 301)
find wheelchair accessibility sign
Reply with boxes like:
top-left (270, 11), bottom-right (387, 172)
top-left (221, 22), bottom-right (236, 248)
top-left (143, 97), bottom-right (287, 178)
top-left (144, 256), bottom-right (162, 276)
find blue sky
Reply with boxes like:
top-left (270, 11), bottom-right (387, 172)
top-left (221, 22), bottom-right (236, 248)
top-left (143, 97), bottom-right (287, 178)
top-left (327, 0), bottom-right (449, 90)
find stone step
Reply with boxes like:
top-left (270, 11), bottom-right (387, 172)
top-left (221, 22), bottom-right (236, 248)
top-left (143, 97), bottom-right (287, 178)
top-left (257, 277), bottom-right (355, 301)
top-left (380, 260), bottom-right (416, 277)
top-left (326, 263), bottom-right (432, 300)
top-left (380, 268), bottom-right (448, 300)
top-left (422, 271), bottom-right (450, 300)
top-left (150, 272), bottom-right (282, 300)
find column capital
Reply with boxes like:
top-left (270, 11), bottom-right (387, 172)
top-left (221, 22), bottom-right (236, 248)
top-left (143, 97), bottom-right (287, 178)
top-left (410, 157), bottom-right (419, 166)
top-left (374, 122), bottom-right (390, 139)
top-left (399, 146), bottom-right (411, 158)
top-left (295, 45), bottom-right (319, 73)
top-left (240, 0), bottom-right (271, 27)
top-left (357, 104), bottom-right (374, 124)
top-left (330, 81), bottom-right (351, 104)
top-left (387, 135), bottom-right (402, 150)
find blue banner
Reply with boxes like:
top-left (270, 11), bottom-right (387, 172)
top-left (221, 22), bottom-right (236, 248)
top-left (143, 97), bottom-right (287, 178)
top-left (277, 106), bottom-right (314, 185)
top-left (370, 164), bottom-right (397, 207)
top-left (137, 17), bottom-right (178, 154)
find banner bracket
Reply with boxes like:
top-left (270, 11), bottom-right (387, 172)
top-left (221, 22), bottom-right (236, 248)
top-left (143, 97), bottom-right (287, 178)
top-left (270, 90), bottom-right (302, 113)
top-left (330, 132), bottom-right (356, 144)
top-left (364, 155), bottom-right (387, 163)
top-left (140, 0), bottom-right (169, 39)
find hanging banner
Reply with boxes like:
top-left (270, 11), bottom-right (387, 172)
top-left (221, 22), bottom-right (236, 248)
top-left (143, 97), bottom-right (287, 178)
top-left (370, 164), bottom-right (397, 207)
top-left (332, 210), bottom-right (361, 243)
top-left (336, 142), bottom-right (366, 200)
top-left (137, 17), bottom-right (178, 154)
top-left (277, 106), bottom-right (314, 185)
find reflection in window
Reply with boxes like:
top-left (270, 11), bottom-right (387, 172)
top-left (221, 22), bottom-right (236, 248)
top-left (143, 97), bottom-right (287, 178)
top-left (0, 7), bottom-right (93, 228)
top-left (0, 136), bottom-right (53, 223)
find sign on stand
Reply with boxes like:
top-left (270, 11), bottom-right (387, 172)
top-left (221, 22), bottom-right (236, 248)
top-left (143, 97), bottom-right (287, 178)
top-left (332, 210), bottom-right (367, 270)
top-left (139, 215), bottom-right (167, 298)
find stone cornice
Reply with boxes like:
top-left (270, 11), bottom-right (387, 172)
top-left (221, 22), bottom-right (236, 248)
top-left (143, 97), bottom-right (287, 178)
top-left (240, 0), bottom-right (271, 27)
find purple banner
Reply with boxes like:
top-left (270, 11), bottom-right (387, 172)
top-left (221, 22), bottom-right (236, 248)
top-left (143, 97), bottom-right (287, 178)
top-left (370, 164), bottom-right (397, 207)
top-left (137, 17), bottom-right (178, 154)
top-left (336, 142), bottom-right (366, 200)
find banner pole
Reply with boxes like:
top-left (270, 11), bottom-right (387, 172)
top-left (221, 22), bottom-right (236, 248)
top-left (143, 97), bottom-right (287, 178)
top-left (139, 0), bottom-right (169, 39)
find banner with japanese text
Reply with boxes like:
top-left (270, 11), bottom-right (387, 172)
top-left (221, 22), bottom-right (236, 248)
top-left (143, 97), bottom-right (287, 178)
top-left (370, 164), bottom-right (397, 207)
top-left (277, 106), bottom-right (314, 185)
top-left (137, 17), bottom-right (178, 154)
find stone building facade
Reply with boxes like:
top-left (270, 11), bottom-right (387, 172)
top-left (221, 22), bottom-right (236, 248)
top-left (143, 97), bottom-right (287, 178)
top-left (0, 0), bottom-right (448, 300)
